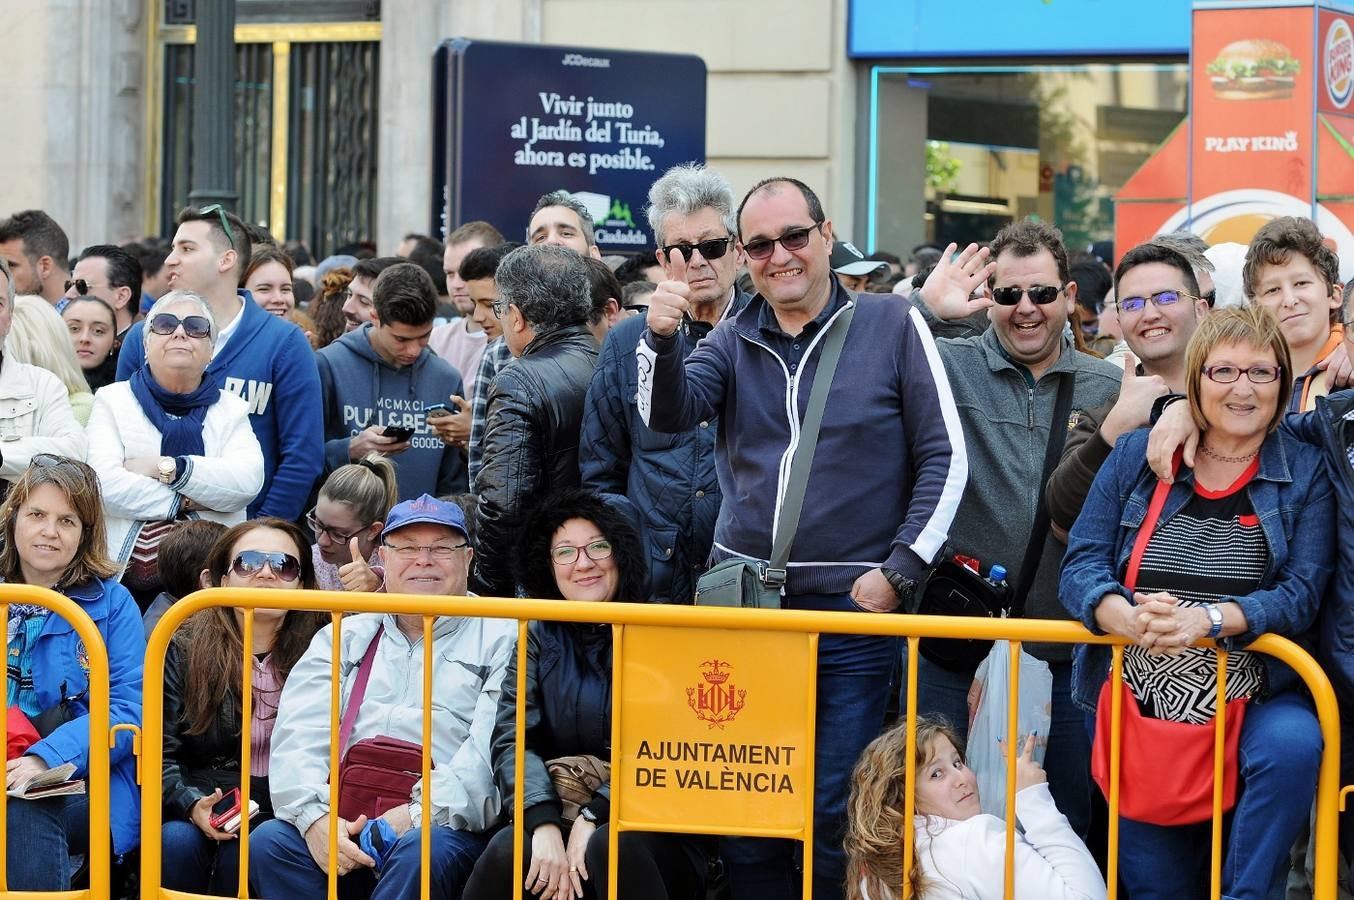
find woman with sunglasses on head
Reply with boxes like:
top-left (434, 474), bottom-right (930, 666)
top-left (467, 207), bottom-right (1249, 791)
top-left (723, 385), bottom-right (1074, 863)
top-left (1061, 305), bottom-right (1335, 900)
top-left (309, 453), bottom-right (399, 592)
top-left (160, 518), bottom-right (326, 897)
top-left (7, 295), bottom-right (95, 425)
top-left (0, 455), bottom-right (145, 890)
top-left (464, 488), bottom-right (712, 900)
top-left (61, 294), bottom-right (121, 391)
top-left (86, 289), bottom-right (265, 610)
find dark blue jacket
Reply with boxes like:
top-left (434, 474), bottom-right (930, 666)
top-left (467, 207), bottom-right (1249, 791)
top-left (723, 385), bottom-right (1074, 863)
top-left (580, 294), bottom-right (749, 604)
top-left (1282, 389), bottom-right (1354, 705)
top-left (1060, 428), bottom-right (1335, 713)
top-left (638, 282), bottom-right (967, 595)
top-left (116, 292), bottom-right (324, 520)
top-left (18, 578), bottom-right (145, 854)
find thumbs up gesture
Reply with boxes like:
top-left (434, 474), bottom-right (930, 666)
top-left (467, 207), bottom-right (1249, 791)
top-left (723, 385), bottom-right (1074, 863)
top-left (338, 536), bottom-right (380, 593)
top-left (1100, 352), bottom-right (1169, 446)
top-left (646, 247), bottom-right (693, 338)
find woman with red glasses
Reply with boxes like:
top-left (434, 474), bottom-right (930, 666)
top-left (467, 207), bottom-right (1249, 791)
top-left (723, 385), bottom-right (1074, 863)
top-left (85, 289), bottom-right (265, 610)
top-left (160, 518), bottom-right (325, 897)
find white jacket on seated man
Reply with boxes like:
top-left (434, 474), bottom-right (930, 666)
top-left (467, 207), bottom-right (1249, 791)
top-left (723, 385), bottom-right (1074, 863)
top-left (0, 351), bottom-right (87, 477)
top-left (251, 494), bottom-right (515, 900)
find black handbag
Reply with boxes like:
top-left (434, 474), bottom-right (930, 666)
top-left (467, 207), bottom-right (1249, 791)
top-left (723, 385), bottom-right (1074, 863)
top-left (912, 372), bottom-right (1075, 672)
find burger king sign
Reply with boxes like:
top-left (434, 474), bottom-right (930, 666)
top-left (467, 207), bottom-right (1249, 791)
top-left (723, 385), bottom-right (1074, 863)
top-left (1327, 17), bottom-right (1353, 110)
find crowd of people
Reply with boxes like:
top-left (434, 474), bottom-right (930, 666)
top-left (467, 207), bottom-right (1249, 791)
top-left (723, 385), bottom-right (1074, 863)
top-left (0, 162), bottom-right (1351, 900)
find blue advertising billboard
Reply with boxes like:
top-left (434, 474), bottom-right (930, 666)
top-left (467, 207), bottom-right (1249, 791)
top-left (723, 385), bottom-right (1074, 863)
top-left (848, 0), bottom-right (1192, 58)
top-left (434, 39), bottom-right (707, 252)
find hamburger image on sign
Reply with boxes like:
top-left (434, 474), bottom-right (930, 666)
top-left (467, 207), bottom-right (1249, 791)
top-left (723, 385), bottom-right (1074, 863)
top-left (1207, 38), bottom-right (1301, 100)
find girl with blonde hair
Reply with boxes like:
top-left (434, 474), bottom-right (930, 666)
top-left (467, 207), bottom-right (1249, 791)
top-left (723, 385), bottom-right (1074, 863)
top-left (8, 295), bottom-right (94, 424)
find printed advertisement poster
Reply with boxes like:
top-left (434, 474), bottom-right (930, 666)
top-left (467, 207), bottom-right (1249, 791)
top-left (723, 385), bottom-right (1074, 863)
top-left (1319, 9), bottom-right (1354, 118)
top-left (437, 39), bottom-right (706, 253)
top-left (1191, 5), bottom-right (1315, 202)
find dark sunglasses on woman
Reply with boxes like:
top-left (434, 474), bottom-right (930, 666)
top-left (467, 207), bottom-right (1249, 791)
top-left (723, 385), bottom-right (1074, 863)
top-left (231, 550), bottom-right (301, 582)
top-left (148, 313), bottom-right (212, 340)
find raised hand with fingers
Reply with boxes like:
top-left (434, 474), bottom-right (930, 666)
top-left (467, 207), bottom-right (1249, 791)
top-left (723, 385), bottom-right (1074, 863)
top-left (1100, 352), bottom-right (1169, 446)
top-left (919, 242), bottom-right (997, 321)
top-left (1146, 399), bottom-right (1199, 483)
top-left (646, 248), bottom-right (693, 338)
top-left (429, 395), bottom-right (472, 448)
top-left (338, 536), bottom-right (379, 592)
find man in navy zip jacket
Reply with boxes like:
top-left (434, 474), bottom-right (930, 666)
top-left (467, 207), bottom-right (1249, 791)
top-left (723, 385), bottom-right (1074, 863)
top-left (116, 206), bottom-right (323, 520)
top-left (638, 177), bottom-right (967, 900)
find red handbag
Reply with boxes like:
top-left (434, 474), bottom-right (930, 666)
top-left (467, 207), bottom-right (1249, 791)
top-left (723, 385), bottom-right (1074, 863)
top-left (6, 706), bottom-right (39, 760)
top-left (334, 626), bottom-right (431, 822)
top-left (1089, 467), bottom-right (1248, 827)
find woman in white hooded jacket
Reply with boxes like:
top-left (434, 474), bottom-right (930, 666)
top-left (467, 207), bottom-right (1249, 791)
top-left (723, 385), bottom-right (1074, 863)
top-left (846, 715), bottom-right (1105, 900)
top-left (86, 290), bottom-right (263, 602)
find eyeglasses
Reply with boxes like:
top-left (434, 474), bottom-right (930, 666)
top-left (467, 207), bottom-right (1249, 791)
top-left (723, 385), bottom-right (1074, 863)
top-left (306, 510), bottom-right (369, 544)
top-left (1118, 289), bottom-right (1193, 314)
top-left (30, 453), bottom-right (91, 476)
top-left (384, 541), bottom-right (471, 559)
top-left (992, 285), bottom-right (1063, 306)
top-left (660, 237), bottom-right (733, 264)
top-left (63, 279), bottom-right (111, 296)
top-left (198, 204), bottom-right (236, 249)
top-left (231, 550), bottom-right (301, 582)
top-left (492, 298), bottom-right (511, 319)
top-left (148, 313), bottom-right (212, 339)
top-left (550, 539), bottom-right (613, 566)
top-left (742, 222), bottom-right (824, 261)
top-left (1201, 364), bottom-right (1283, 384)
top-left (1203, 289), bottom-right (1217, 308)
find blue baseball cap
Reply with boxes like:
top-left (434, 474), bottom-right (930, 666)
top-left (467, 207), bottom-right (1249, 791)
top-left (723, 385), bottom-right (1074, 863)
top-left (380, 494), bottom-right (468, 540)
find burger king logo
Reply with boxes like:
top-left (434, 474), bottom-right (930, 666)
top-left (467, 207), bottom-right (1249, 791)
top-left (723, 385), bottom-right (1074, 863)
top-left (1328, 18), bottom-right (1354, 109)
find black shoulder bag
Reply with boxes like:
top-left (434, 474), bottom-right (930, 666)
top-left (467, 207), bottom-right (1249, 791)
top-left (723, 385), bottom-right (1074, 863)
top-left (912, 372), bottom-right (1076, 672)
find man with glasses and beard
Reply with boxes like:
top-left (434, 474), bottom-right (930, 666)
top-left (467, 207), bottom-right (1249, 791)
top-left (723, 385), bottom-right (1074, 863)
top-left (639, 176), bottom-right (966, 900)
top-left (116, 205), bottom-right (323, 521)
top-left (910, 218), bottom-right (1122, 844)
top-left (580, 164), bottom-right (751, 604)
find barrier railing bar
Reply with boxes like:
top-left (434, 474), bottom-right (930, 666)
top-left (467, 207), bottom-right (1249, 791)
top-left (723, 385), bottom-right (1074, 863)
top-left (1004, 640), bottom-right (1021, 900)
top-left (609, 623), bottom-right (625, 900)
top-left (0, 586), bottom-right (113, 900)
top-left (238, 608), bottom-right (255, 899)
top-left (421, 614), bottom-right (435, 900)
top-left (1107, 644), bottom-right (1123, 900)
top-left (801, 633), bottom-right (820, 900)
top-left (136, 588), bottom-right (1344, 900)
top-left (511, 619), bottom-right (528, 900)
top-left (1210, 651), bottom-right (1229, 900)
top-left (902, 636), bottom-right (920, 900)
top-left (326, 611), bottom-right (342, 900)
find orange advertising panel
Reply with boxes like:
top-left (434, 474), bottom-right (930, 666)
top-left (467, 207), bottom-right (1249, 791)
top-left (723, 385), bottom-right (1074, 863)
top-left (616, 627), bottom-right (812, 833)
top-left (1191, 5), bottom-right (1316, 202)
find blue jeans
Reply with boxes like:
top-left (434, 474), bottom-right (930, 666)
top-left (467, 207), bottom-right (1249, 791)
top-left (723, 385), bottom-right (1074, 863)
top-left (720, 591), bottom-right (897, 900)
top-left (911, 651), bottom-right (1092, 840)
top-left (249, 817), bottom-right (488, 900)
top-left (4, 794), bottom-right (88, 890)
top-left (162, 819), bottom-right (243, 895)
top-left (1112, 690), bottom-right (1319, 900)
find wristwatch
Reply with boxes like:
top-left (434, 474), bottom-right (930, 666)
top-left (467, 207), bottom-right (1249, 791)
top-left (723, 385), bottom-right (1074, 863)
top-left (880, 567), bottom-right (918, 610)
top-left (1204, 603), bottom-right (1224, 640)
top-left (157, 456), bottom-right (176, 484)
top-left (579, 804), bottom-right (599, 824)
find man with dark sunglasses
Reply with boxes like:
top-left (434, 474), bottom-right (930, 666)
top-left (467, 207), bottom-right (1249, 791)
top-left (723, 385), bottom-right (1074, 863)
top-left (639, 176), bottom-right (966, 900)
top-left (912, 218), bottom-right (1122, 844)
top-left (65, 245), bottom-right (142, 339)
top-left (580, 165), bottom-right (751, 605)
top-left (116, 205), bottom-right (323, 521)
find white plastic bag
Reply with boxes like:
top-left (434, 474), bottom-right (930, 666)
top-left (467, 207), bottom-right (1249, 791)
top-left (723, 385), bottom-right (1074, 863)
top-left (967, 639), bottom-right (1052, 820)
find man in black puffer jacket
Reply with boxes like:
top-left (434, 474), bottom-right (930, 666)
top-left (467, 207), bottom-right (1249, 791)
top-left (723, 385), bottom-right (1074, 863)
top-left (471, 245), bottom-right (600, 596)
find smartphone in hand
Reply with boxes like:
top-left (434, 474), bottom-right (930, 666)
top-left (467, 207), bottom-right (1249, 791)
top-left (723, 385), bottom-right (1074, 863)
top-left (381, 425), bottom-right (416, 442)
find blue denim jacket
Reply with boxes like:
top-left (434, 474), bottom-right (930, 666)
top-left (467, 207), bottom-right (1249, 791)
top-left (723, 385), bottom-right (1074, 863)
top-left (1059, 427), bottom-right (1335, 713)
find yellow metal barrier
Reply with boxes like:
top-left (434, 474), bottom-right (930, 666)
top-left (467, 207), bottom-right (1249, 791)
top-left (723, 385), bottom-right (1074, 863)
top-left (0, 584), bottom-right (114, 900)
top-left (138, 588), bottom-right (1342, 900)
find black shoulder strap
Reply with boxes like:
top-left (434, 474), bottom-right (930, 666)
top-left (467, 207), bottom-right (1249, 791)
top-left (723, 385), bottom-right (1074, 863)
top-left (1010, 373), bottom-right (1076, 617)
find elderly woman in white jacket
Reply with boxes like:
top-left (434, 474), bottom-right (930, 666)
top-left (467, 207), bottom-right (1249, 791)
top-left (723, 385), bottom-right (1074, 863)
top-left (86, 290), bottom-right (263, 604)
